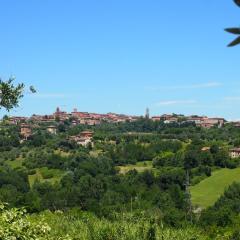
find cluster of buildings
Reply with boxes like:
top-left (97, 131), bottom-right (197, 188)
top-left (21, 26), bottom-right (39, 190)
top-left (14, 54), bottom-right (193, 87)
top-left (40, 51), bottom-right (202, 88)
top-left (4, 109), bottom-right (236, 140)
top-left (20, 123), bottom-right (57, 140)
top-left (151, 114), bottom-right (225, 128)
top-left (70, 108), bottom-right (140, 125)
top-left (6, 107), bottom-right (240, 140)
top-left (19, 123), bottom-right (94, 147)
top-left (6, 107), bottom-right (239, 130)
top-left (229, 148), bottom-right (240, 159)
top-left (8, 109), bottom-right (228, 129)
top-left (8, 110), bottom-right (230, 148)
top-left (20, 123), bottom-right (93, 147)
top-left (201, 146), bottom-right (240, 160)
top-left (5, 108), bottom-right (240, 156)
top-left (68, 130), bottom-right (94, 147)
top-left (8, 107), bottom-right (139, 126)
top-left (6, 107), bottom-right (140, 144)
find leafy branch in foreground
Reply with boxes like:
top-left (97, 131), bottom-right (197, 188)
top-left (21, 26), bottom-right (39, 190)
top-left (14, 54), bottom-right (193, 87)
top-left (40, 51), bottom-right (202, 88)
top-left (225, 0), bottom-right (240, 47)
top-left (0, 77), bottom-right (36, 111)
top-left (234, 0), bottom-right (240, 7)
top-left (0, 203), bottom-right (51, 240)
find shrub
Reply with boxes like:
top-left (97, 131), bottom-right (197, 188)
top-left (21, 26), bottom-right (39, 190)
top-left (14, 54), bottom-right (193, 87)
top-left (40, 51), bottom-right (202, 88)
top-left (0, 204), bottom-right (51, 240)
top-left (40, 168), bottom-right (54, 179)
top-left (28, 169), bottom-right (36, 175)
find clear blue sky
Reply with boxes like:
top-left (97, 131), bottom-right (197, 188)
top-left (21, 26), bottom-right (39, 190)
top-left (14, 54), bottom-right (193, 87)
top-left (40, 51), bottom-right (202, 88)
top-left (0, 1), bottom-right (240, 120)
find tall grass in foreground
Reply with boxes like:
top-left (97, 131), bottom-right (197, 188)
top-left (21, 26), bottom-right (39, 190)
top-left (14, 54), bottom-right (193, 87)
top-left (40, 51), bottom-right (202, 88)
top-left (29, 211), bottom-right (209, 240)
top-left (1, 205), bottom-right (234, 240)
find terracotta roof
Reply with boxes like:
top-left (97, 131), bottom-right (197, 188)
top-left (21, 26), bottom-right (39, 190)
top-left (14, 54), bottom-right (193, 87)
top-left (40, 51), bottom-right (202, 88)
top-left (230, 148), bottom-right (240, 152)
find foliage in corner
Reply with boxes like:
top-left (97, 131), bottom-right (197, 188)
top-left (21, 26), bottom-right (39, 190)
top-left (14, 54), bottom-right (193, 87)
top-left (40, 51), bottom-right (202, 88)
top-left (0, 77), bottom-right (24, 111)
top-left (0, 203), bottom-right (51, 240)
top-left (225, 0), bottom-right (240, 47)
top-left (0, 77), bottom-right (36, 111)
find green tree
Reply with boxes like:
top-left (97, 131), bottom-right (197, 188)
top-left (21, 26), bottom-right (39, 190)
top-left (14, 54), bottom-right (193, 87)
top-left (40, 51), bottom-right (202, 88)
top-left (199, 151), bottom-right (213, 166)
top-left (153, 151), bottom-right (175, 167)
top-left (214, 149), bottom-right (229, 167)
top-left (0, 77), bottom-right (35, 111)
top-left (184, 149), bottom-right (199, 169)
top-left (0, 77), bottom-right (24, 111)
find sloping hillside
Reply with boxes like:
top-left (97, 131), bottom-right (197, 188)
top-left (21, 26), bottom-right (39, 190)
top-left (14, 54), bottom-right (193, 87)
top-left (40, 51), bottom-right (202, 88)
top-left (190, 168), bottom-right (240, 208)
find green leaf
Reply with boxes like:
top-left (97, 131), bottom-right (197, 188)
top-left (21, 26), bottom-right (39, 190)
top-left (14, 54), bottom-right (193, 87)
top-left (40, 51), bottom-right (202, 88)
top-left (225, 28), bottom-right (240, 35)
top-left (30, 86), bottom-right (36, 93)
top-left (228, 36), bottom-right (240, 47)
top-left (234, 0), bottom-right (240, 7)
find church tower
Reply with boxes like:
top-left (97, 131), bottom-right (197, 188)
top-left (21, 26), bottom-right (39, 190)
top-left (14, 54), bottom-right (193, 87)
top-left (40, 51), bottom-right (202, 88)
top-left (145, 107), bottom-right (150, 119)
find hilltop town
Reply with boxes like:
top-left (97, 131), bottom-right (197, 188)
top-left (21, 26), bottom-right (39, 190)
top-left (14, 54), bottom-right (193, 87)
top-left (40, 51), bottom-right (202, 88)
top-left (2, 107), bottom-right (232, 128)
top-left (2, 107), bottom-right (231, 128)
top-left (4, 107), bottom-right (240, 158)
top-left (5, 107), bottom-right (139, 126)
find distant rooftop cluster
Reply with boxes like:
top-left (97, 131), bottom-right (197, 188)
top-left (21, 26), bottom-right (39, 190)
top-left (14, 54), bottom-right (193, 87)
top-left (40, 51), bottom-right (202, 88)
top-left (151, 114), bottom-right (226, 129)
top-left (3, 107), bottom-right (240, 146)
top-left (15, 107), bottom-right (140, 126)
top-left (3, 107), bottom-right (240, 131)
top-left (3, 107), bottom-right (140, 142)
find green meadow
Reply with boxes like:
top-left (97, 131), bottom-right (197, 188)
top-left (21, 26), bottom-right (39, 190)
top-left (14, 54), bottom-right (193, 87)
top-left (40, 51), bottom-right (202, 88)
top-left (28, 167), bottom-right (65, 187)
top-left (190, 167), bottom-right (240, 208)
top-left (117, 161), bottom-right (154, 174)
top-left (6, 158), bottom-right (24, 169)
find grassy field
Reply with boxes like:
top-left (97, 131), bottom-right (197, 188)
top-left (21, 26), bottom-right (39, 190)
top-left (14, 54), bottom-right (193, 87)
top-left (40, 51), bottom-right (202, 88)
top-left (28, 167), bottom-right (65, 187)
top-left (89, 149), bottom-right (102, 157)
top-left (190, 167), bottom-right (240, 208)
top-left (117, 161), bottom-right (154, 174)
top-left (5, 157), bottom-right (65, 188)
top-left (54, 149), bottom-right (71, 157)
top-left (6, 158), bottom-right (24, 169)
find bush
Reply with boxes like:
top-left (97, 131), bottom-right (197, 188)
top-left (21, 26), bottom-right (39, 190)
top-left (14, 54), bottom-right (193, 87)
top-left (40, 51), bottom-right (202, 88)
top-left (28, 169), bottom-right (36, 175)
top-left (41, 168), bottom-right (54, 179)
top-left (0, 204), bottom-right (51, 240)
top-left (0, 204), bottom-right (211, 240)
top-left (191, 175), bottom-right (207, 185)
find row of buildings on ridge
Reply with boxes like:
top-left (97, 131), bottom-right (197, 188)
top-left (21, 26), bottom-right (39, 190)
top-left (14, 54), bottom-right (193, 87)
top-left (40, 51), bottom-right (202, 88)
top-left (151, 114), bottom-right (225, 128)
top-left (4, 107), bottom-right (240, 155)
top-left (7, 107), bottom-right (231, 128)
top-left (4, 107), bottom-right (240, 142)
